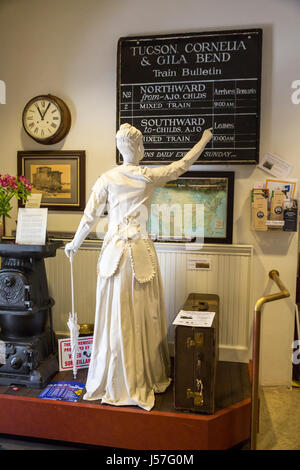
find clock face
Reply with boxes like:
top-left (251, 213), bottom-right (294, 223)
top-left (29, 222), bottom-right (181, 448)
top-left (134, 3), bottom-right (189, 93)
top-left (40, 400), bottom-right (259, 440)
top-left (23, 96), bottom-right (62, 142)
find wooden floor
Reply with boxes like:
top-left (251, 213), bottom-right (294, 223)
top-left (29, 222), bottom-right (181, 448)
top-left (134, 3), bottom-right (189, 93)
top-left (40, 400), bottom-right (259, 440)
top-left (0, 361), bottom-right (251, 450)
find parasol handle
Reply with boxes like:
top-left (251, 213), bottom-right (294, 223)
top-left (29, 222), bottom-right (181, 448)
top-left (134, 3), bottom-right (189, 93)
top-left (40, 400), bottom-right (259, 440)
top-left (70, 253), bottom-right (75, 316)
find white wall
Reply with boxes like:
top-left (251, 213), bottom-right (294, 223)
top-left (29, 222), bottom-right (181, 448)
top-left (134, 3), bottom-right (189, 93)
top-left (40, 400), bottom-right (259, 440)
top-left (0, 0), bottom-right (299, 385)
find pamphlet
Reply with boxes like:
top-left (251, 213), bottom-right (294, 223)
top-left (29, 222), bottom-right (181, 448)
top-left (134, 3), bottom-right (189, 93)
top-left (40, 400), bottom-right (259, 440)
top-left (37, 381), bottom-right (85, 402)
top-left (283, 199), bottom-right (298, 232)
top-left (173, 310), bottom-right (215, 327)
top-left (270, 190), bottom-right (285, 221)
top-left (265, 178), bottom-right (298, 199)
top-left (251, 189), bottom-right (268, 231)
top-left (16, 208), bottom-right (48, 245)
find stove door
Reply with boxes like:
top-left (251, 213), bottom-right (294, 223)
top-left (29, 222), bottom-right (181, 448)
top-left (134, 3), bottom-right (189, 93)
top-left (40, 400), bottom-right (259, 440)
top-left (0, 271), bottom-right (30, 309)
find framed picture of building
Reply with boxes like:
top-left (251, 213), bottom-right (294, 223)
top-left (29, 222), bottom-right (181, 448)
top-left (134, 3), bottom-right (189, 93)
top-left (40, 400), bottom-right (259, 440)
top-left (17, 150), bottom-right (86, 211)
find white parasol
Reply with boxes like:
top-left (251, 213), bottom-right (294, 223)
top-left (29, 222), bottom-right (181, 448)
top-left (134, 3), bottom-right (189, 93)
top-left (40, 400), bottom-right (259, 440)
top-left (67, 254), bottom-right (80, 379)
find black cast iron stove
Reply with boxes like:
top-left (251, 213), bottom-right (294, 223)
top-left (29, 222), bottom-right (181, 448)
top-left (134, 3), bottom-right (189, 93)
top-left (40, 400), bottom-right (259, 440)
top-left (0, 240), bottom-right (63, 388)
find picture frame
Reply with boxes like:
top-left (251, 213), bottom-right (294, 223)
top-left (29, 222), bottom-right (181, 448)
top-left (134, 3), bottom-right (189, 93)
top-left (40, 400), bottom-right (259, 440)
top-left (17, 150), bottom-right (86, 211)
top-left (148, 171), bottom-right (234, 244)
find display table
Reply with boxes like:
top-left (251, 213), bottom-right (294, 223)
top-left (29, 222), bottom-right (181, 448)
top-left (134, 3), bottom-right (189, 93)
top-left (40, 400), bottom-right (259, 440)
top-left (0, 361), bottom-right (251, 450)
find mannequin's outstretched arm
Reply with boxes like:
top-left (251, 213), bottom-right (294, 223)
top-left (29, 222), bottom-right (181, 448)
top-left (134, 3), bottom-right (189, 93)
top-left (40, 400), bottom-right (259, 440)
top-left (65, 177), bottom-right (107, 258)
top-left (146, 128), bottom-right (213, 186)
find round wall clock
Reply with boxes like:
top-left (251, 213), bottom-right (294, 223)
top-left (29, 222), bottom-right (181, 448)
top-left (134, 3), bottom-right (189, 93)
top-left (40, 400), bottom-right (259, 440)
top-left (22, 94), bottom-right (71, 144)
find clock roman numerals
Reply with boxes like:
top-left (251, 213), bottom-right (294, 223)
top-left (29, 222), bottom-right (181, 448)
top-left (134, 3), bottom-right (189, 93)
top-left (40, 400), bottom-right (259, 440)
top-left (22, 95), bottom-right (70, 144)
top-left (23, 100), bottom-right (61, 140)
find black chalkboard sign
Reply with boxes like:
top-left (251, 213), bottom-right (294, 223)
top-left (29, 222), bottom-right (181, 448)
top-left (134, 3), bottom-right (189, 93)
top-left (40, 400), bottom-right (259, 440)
top-left (117, 29), bottom-right (262, 165)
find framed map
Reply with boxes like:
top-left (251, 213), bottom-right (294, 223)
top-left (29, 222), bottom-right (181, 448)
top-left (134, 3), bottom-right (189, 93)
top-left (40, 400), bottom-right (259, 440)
top-left (148, 171), bottom-right (234, 244)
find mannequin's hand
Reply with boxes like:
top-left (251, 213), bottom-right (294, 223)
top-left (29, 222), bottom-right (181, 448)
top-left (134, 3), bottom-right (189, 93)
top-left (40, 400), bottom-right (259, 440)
top-left (202, 128), bottom-right (213, 144)
top-left (65, 242), bottom-right (76, 259)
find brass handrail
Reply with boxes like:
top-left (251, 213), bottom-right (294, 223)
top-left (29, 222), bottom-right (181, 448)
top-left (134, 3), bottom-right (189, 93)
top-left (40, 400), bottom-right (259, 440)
top-left (251, 270), bottom-right (290, 450)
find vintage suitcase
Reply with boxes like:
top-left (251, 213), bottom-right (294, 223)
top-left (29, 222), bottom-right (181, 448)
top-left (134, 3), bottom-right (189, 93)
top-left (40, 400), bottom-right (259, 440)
top-left (174, 293), bottom-right (219, 414)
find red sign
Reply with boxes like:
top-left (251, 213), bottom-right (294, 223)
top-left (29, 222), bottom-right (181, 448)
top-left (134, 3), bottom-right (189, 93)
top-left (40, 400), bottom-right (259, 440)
top-left (58, 336), bottom-right (93, 371)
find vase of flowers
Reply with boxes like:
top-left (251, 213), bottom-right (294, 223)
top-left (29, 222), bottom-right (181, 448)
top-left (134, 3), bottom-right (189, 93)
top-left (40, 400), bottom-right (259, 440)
top-left (0, 174), bottom-right (33, 238)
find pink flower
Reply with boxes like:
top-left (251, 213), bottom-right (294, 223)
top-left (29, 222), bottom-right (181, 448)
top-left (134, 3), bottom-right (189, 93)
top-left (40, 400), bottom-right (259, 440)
top-left (5, 175), bottom-right (17, 190)
top-left (0, 173), bottom-right (31, 217)
top-left (18, 175), bottom-right (28, 184)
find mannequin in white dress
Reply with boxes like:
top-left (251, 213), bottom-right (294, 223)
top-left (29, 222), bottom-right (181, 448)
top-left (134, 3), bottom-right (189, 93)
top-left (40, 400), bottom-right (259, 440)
top-left (65, 124), bottom-right (213, 410)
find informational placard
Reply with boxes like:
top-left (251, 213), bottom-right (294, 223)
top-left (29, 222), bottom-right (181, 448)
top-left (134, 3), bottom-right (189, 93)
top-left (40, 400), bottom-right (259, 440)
top-left (117, 29), bottom-right (262, 165)
top-left (258, 153), bottom-right (293, 178)
top-left (187, 256), bottom-right (211, 271)
top-left (16, 208), bottom-right (48, 245)
top-left (25, 193), bottom-right (42, 208)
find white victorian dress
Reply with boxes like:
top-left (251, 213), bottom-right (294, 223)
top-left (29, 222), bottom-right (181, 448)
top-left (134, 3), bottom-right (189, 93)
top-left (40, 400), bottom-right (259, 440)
top-left (69, 137), bottom-right (209, 410)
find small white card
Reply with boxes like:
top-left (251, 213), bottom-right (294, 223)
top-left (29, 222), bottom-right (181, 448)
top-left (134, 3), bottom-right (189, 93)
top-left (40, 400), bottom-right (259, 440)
top-left (187, 256), bottom-right (211, 271)
top-left (266, 220), bottom-right (285, 227)
top-left (16, 208), bottom-right (48, 245)
top-left (173, 310), bottom-right (215, 327)
top-left (25, 193), bottom-right (42, 208)
top-left (258, 152), bottom-right (292, 178)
